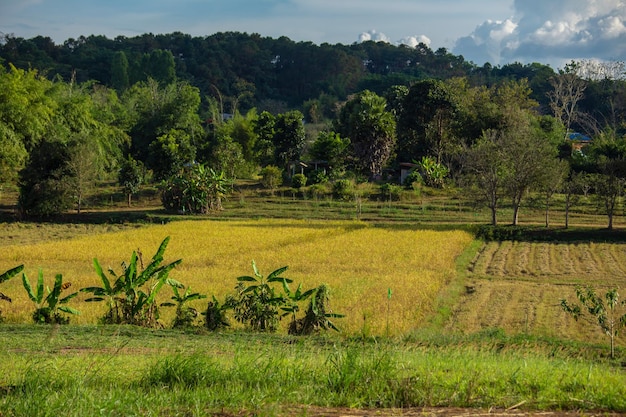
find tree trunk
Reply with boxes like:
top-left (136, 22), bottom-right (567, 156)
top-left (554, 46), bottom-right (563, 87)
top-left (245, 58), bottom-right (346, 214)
top-left (512, 203), bottom-right (520, 226)
top-left (545, 201), bottom-right (550, 228)
top-left (565, 192), bottom-right (571, 229)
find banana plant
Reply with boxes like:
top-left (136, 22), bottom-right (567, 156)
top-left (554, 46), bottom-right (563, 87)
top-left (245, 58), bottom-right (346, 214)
top-left (203, 296), bottom-right (230, 331)
top-left (82, 236), bottom-right (183, 326)
top-left (22, 270), bottom-right (80, 324)
top-left (161, 285), bottom-right (207, 328)
top-left (0, 264), bottom-right (24, 303)
top-left (230, 261), bottom-right (291, 332)
top-left (0, 265), bottom-right (24, 321)
top-left (279, 280), bottom-right (316, 332)
top-left (292, 284), bottom-right (344, 335)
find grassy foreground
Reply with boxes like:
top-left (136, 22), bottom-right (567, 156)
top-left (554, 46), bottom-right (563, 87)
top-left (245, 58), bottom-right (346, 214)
top-left (1, 325), bottom-right (625, 416)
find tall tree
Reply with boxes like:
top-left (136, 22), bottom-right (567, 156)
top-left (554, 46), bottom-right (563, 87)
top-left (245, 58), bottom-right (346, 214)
top-left (0, 64), bottom-right (55, 153)
top-left (309, 131), bottom-right (350, 176)
top-left (587, 130), bottom-right (626, 230)
top-left (110, 51), bottom-right (130, 91)
top-left (463, 130), bottom-right (506, 226)
top-left (124, 78), bottom-right (203, 174)
top-left (0, 123), bottom-right (27, 190)
top-left (253, 111), bottom-right (276, 167)
top-left (334, 90), bottom-right (396, 179)
top-left (397, 79), bottom-right (457, 164)
top-left (18, 139), bottom-right (74, 217)
top-left (272, 110), bottom-right (305, 171)
top-left (118, 155), bottom-right (144, 207)
top-left (463, 80), bottom-right (558, 226)
top-left (547, 62), bottom-right (586, 140)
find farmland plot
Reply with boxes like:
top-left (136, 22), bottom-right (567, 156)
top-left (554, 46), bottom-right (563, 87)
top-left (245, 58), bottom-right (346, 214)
top-left (0, 219), bottom-right (472, 336)
top-left (452, 241), bottom-right (626, 344)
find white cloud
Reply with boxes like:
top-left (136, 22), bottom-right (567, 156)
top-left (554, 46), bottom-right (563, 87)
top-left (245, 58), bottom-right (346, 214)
top-left (598, 15), bottom-right (626, 38)
top-left (357, 30), bottom-right (431, 49)
top-left (453, 0), bottom-right (626, 67)
top-left (398, 35), bottom-right (431, 48)
top-left (358, 30), bottom-right (391, 43)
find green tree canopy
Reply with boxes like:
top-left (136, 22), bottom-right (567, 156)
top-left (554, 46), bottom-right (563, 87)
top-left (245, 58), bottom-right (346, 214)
top-left (334, 90), bottom-right (396, 179)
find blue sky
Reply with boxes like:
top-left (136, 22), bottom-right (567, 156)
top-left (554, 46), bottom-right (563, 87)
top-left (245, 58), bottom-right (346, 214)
top-left (1, 0), bottom-right (625, 68)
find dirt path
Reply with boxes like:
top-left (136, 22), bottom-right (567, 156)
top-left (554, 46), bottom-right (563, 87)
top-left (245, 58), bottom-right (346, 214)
top-left (281, 406), bottom-right (626, 416)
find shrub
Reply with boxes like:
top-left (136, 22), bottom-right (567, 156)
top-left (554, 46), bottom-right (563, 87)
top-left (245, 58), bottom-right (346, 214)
top-left (380, 183), bottom-right (403, 201)
top-left (260, 165), bottom-right (283, 190)
top-left (332, 179), bottom-right (354, 201)
top-left (308, 169), bottom-right (329, 185)
top-left (161, 286), bottom-right (206, 329)
top-left (308, 183), bottom-right (328, 200)
top-left (161, 164), bottom-right (231, 214)
top-left (416, 156), bottom-right (448, 188)
top-left (403, 170), bottom-right (423, 189)
top-left (226, 261), bottom-right (343, 334)
top-left (227, 261), bottom-right (288, 332)
top-left (291, 173), bottom-right (307, 189)
top-left (288, 284), bottom-right (343, 335)
top-left (203, 296), bottom-right (230, 331)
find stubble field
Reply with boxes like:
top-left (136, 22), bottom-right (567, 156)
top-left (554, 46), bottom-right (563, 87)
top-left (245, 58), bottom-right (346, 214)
top-left (450, 240), bottom-right (626, 345)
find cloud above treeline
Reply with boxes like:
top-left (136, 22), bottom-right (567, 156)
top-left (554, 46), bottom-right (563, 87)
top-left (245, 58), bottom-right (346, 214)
top-left (355, 0), bottom-right (625, 69)
top-left (452, 0), bottom-right (626, 67)
top-left (358, 30), bottom-right (432, 48)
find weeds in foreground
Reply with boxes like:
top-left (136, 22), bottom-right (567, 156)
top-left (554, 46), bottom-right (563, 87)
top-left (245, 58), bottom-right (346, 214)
top-left (1, 326), bottom-right (625, 416)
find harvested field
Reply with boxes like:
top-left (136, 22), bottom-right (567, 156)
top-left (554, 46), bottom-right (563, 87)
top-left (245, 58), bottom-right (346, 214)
top-left (455, 241), bottom-right (626, 345)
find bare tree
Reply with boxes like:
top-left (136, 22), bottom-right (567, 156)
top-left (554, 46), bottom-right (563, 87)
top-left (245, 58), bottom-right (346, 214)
top-left (547, 62), bottom-right (586, 140)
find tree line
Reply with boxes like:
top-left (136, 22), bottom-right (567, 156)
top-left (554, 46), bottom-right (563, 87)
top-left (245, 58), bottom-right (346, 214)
top-left (1, 32), bottom-right (626, 227)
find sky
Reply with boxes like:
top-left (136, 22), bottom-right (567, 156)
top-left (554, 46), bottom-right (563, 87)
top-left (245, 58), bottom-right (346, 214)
top-left (1, 0), bottom-right (625, 69)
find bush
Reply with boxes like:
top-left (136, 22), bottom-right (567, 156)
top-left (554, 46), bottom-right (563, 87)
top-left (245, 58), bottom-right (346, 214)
top-left (18, 140), bottom-right (74, 217)
top-left (161, 164), bottom-right (231, 214)
top-left (380, 183), bottom-right (403, 201)
top-left (416, 156), bottom-right (448, 188)
top-left (204, 296), bottom-right (230, 331)
top-left (332, 179), bottom-right (354, 201)
top-left (307, 183), bottom-right (328, 200)
top-left (307, 169), bottom-right (329, 185)
top-left (260, 165), bottom-right (283, 190)
top-left (403, 170), bottom-right (423, 189)
top-left (291, 173), bottom-right (307, 189)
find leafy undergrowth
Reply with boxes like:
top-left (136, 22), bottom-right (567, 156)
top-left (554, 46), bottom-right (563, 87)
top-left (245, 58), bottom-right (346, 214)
top-left (1, 325), bottom-right (625, 416)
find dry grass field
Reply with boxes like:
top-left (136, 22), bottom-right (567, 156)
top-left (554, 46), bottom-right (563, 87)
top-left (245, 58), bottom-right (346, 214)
top-left (449, 240), bottom-right (626, 345)
top-left (0, 219), bottom-right (473, 335)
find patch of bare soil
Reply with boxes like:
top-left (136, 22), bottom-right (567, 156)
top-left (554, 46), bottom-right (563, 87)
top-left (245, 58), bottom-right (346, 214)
top-left (281, 406), bottom-right (626, 417)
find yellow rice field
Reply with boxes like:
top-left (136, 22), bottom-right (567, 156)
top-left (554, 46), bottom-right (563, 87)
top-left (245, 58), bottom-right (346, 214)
top-left (0, 219), bottom-right (473, 335)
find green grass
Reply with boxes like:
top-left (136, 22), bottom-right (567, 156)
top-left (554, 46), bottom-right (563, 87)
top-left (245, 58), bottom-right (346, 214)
top-left (1, 325), bottom-right (625, 416)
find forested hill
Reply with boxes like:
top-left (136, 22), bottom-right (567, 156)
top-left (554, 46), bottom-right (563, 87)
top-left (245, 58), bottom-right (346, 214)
top-left (0, 31), bottom-right (556, 111)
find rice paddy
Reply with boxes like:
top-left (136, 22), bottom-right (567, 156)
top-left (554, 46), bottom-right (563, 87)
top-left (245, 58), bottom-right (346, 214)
top-left (0, 219), bottom-right (473, 335)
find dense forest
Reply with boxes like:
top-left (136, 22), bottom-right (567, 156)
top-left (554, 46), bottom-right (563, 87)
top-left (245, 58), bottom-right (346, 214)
top-left (0, 32), bottom-right (561, 110)
top-left (1, 31), bottom-right (626, 226)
